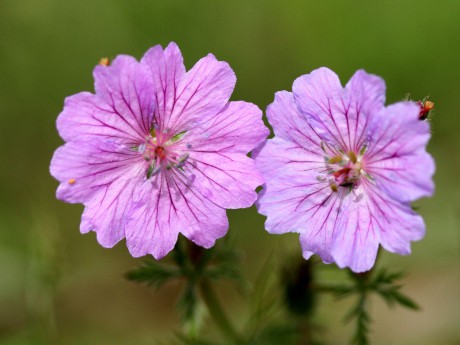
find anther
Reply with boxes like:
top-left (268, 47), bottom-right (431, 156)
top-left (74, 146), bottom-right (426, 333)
top-left (348, 151), bottom-right (357, 164)
top-left (330, 183), bottom-right (338, 193)
top-left (328, 155), bottom-right (342, 164)
top-left (147, 164), bottom-right (161, 179)
top-left (177, 153), bottom-right (189, 163)
top-left (68, 178), bottom-right (76, 185)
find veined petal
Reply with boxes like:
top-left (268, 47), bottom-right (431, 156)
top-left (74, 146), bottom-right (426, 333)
top-left (190, 101), bottom-right (269, 154)
top-left (123, 177), bottom-right (179, 259)
top-left (293, 68), bottom-right (347, 148)
top-left (80, 171), bottom-right (144, 248)
top-left (125, 174), bottom-right (228, 259)
top-left (93, 55), bottom-right (155, 138)
top-left (345, 69), bottom-right (386, 118)
top-left (57, 56), bottom-right (154, 143)
top-left (375, 199), bottom-right (425, 255)
top-left (188, 151), bottom-right (263, 209)
top-left (298, 189), bottom-right (350, 264)
top-left (331, 187), bottom-right (380, 273)
top-left (266, 91), bottom-right (323, 148)
top-left (163, 53), bottom-right (236, 133)
top-left (50, 140), bottom-right (143, 204)
top-left (344, 69), bottom-right (386, 152)
top-left (293, 68), bottom-right (385, 152)
top-left (332, 182), bottom-right (425, 272)
top-left (255, 137), bottom-right (330, 234)
top-left (170, 172), bottom-right (229, 248)
top-left (365, 102), bottom-right (435, 202)
top-left (141, 42), bottom-right (186, 128)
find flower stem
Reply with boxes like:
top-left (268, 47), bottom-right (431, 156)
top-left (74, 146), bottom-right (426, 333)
top-left (199, 279), bottom-right (242, 344)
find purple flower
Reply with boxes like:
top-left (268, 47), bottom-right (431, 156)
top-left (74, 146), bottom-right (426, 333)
top-left (50, 42), bottom-right (269, 259)
top-left (254, 68), bottom-right (434, 272)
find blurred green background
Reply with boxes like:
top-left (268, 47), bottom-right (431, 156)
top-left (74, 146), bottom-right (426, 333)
top-left (0, 0), bottom-right (459, 344)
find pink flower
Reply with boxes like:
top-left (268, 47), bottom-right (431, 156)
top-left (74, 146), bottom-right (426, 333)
top-left (50, 42), bottom-right (269, 259)
top-left (255, 68), bottom-right (434, 272)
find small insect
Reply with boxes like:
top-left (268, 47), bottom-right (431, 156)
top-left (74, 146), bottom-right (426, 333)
top-left (418, 97), bottom-right (434, 120)
top-left (403, 94), bottom-right (434, 121)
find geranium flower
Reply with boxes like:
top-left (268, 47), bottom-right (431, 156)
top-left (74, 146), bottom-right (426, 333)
top-left (255, 68), bottom-right (434, 272)
top-left (50, 42), bottom-right (269, 259)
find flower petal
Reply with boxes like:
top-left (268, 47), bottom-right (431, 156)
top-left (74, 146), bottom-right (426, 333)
top-left (124, 174), bottom-right (228, 259)
top-left (377, 202), bottom-right (425, 255)
top-left (187, 151), bottom-right (263, 209)
top-left (80, 171), bottom-right (144, 248)
top-left (190, 101), bottom-right (269, 154)
top-left (57, 56), bottom-right (154, 143)
top-left (365, 102), bottom-right (435, 202)
top-left (292, 68), bottom-right (346, 147)
top-left (267, 91), bottom-right (323, 145)
top-left (345, 69), bottom-right (386, 118)
top-left (293, 68), bottom-right (385, 152)
top-left (297, 189), bottom-right (351, 264)
top-left (141, 42), bottom-right (186, 128)
top-left (255, 137), bottom-right (330, 234)
top-left (50, 140), bottom-right (143, 204)
top-left (163, 53), bottom-right (236, 133)
top-left (331, 188), bottom-right (380, 273)
top-left (332, 182), bottom-right (425, 272)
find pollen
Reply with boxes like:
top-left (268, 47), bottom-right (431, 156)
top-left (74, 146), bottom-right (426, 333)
top-left (328, 155), bottom-right (342, 164)
top-left (330, 183), bottom-right (338, 193)
top-left (98, 57), bottom-right (110, 66)
top-left (68, 178), bottom-right (76, 185)
top-left (347, 151), bottom-right (357, 164)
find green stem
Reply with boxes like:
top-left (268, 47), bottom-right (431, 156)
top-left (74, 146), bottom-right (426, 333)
top-left (199, 279), bottom-right (242, 344)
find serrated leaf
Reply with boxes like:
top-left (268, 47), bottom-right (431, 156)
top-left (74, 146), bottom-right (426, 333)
top-left (125, 260), bottom-right (180, 289)
top-left (389, 291), bottom-right (420, 310)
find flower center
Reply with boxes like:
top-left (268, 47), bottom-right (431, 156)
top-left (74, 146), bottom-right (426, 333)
top-left (138, 129), bottom-right (190, 179)
top-left (320, 145), bottom-right (368, 192)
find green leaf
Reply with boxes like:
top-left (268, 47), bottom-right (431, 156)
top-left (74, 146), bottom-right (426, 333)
top-left (376, 287), bottom-right (420, 310)
top-left (345, 295), bottom-right (371, 345)
top-left (391, 291), bottom-right (420, 310)
top-left (125, 260), bottom-right (180, 289)
top-left (371, 268), bottom-right (419, 311)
